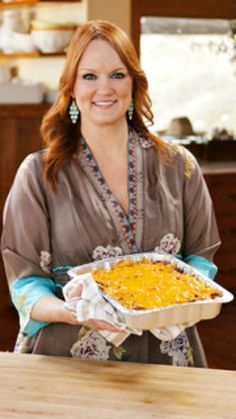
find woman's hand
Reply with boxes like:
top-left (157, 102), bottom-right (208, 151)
top-left (64, 281), bottom-right (122, 332)
top-left (65, 311), bottom-right (122, 332)
top-left (31, 293), bottom-right (122, 332)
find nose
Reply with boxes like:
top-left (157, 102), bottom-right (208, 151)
top-left (97, 76), bottom-right (114, 95)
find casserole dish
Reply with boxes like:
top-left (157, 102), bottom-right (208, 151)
top-left (68, 253), bottom-right (234, 329)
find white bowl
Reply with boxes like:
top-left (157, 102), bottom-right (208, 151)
top-left (13, 32), bottom-right (37, 53)
top-left (31, 28), bottom-right (74, 54)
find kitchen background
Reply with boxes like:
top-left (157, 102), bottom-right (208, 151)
top-left (0, 0), bottom-right (236, 370)
top-left (0, 0), bottom-right (130, 98)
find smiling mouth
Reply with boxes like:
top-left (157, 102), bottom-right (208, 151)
top-left (93, 101), bottom-right (116, 107)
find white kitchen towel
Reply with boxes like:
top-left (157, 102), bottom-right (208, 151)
top-left (63, 273), bottom-right (187, 346)
top-left (63, 273), bottom-right (139, 346)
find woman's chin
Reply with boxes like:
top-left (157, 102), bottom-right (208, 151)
top-left (89, 114), bottom-right (127, 127)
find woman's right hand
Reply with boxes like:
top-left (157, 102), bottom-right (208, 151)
top-left (31, 293), bottom-right (122, 332)
top-left (61, 303), bottom-right (122, 332)
top-left (63, 280), bottom-right (122, 332)
top-left (66, 308), bottom-right (123, 333)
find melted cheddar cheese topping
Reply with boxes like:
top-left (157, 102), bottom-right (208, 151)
top-left (93, 259), bottom-right (221, 310)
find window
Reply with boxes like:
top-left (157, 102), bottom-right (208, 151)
top-left (141, 17), bottom-right (236, 139)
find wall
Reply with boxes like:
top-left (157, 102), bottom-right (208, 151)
top-left (87, 0), bottom-right (131, 35)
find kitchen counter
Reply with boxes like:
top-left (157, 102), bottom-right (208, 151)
top-left (0, 352), bottom-right (235, 418)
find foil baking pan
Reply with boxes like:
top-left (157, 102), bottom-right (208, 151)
top-left (68, 253), bottom-right (234, 329)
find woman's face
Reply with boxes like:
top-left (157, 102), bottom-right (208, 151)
top-left (73, 38), bottom-right (133, 128)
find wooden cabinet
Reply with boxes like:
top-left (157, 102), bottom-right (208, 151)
top-left (0, 104), bottom-right (49, 350)
top-left (204, 171), bottom-right (236, 290)
top-left (0, 104), bottom-right (49, 218)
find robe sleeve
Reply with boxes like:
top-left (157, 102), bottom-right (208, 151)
top-left (11, 276), bottom-right (61, 337)
top-left (1, 153), bottom-right (56, 335)
top-left (181, 148), bottom-right (221, 277)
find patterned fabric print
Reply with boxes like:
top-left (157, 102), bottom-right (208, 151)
top-left (184, 152), bottom-right (195, 178)
top-left (128, 134), bottom-right (137, 232)
top-left (160, 331), bottom-right (194, 367)
top-left (181, 147), bottom-right (196, 178)
top-left (171, 145), bottom-right (196, 178)
top-left (40, 250), bottom-right (52, 274)
top-left (139, 136), bottom-right (155, 149)
top-left (155, 233), bottom-right (181, 256)
top-left (133, 136), bottom-right (144, 250)
top-left (13, 290), bottom-right (31, 331)
top-left (92, 245), bottom-right (123, 261)
top-left (70, 327), bottom-right (126, 360)
top-left (80, 133), bottom-right (139, 254)
top-left (14, 331), bottom-right (37, 353)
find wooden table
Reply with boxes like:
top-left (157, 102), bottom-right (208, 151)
top-left (0, 352), bottom-right (235, 418)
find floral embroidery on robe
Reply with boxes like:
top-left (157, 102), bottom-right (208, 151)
top-left (160, 331), bottom-right (194, 367)
top-left (70, 327), bottom-right (126, 361)
top-left (92, 245), bottom-right (123, 261)
top-left (155, 233), bottom-right (181, 256)
top-left (40, 250), bottom-right (52, 274)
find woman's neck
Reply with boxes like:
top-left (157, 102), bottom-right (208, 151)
top-left (80, 120), bottom-right (130, 159)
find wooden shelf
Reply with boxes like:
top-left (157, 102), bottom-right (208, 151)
top-left (0, 0), bottom-right (38, 8)
top-left (0, 51), bottom-right (39, 58)
top-left (0, 0), bottom-right (80, 5)
top-left (0, 51), bottom-right (65, 58)
top-left (39, 0), bottom-right (81, 2)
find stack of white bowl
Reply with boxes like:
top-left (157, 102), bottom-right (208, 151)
top-left (0, 9), bottom-right (37, 53)
top-left (30, 20), bottom-right (76, 54)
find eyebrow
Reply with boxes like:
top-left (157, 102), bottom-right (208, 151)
top-left (77, 66), bottom-right (128, 73)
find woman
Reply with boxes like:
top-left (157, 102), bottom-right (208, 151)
top-left (1, 20), bottom-right (220, 365)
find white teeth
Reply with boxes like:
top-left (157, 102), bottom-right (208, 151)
top-left (94, 101), bottom-right (114, 106)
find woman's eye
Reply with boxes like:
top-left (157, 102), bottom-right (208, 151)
top-left (83, 73), bottom-right (97, 80)
top-left (111, 72), bottom-right (126, 79)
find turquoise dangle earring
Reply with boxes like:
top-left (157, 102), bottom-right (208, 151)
top-left (69, 99), bottom-right (80, 124)
top-left (128, 99), bottom-right (134, 121)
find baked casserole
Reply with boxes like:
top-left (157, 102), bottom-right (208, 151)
top-left (93, 259), bottom-right (222, 310)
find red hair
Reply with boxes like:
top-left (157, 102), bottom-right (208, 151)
top-left (41, 20), bottom-right (171, 189)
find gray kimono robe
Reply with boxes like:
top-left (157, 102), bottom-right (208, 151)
top-left (1, 132), bottom-right (221, 366)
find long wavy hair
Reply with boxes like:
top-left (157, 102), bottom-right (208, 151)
top-left (41, 20), bottom-right (171, 189)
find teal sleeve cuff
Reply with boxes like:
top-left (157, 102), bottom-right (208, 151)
top-left (184, 255), bottom-right (218, 280)
top-left (11, 276), bottom-right (61, 337)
